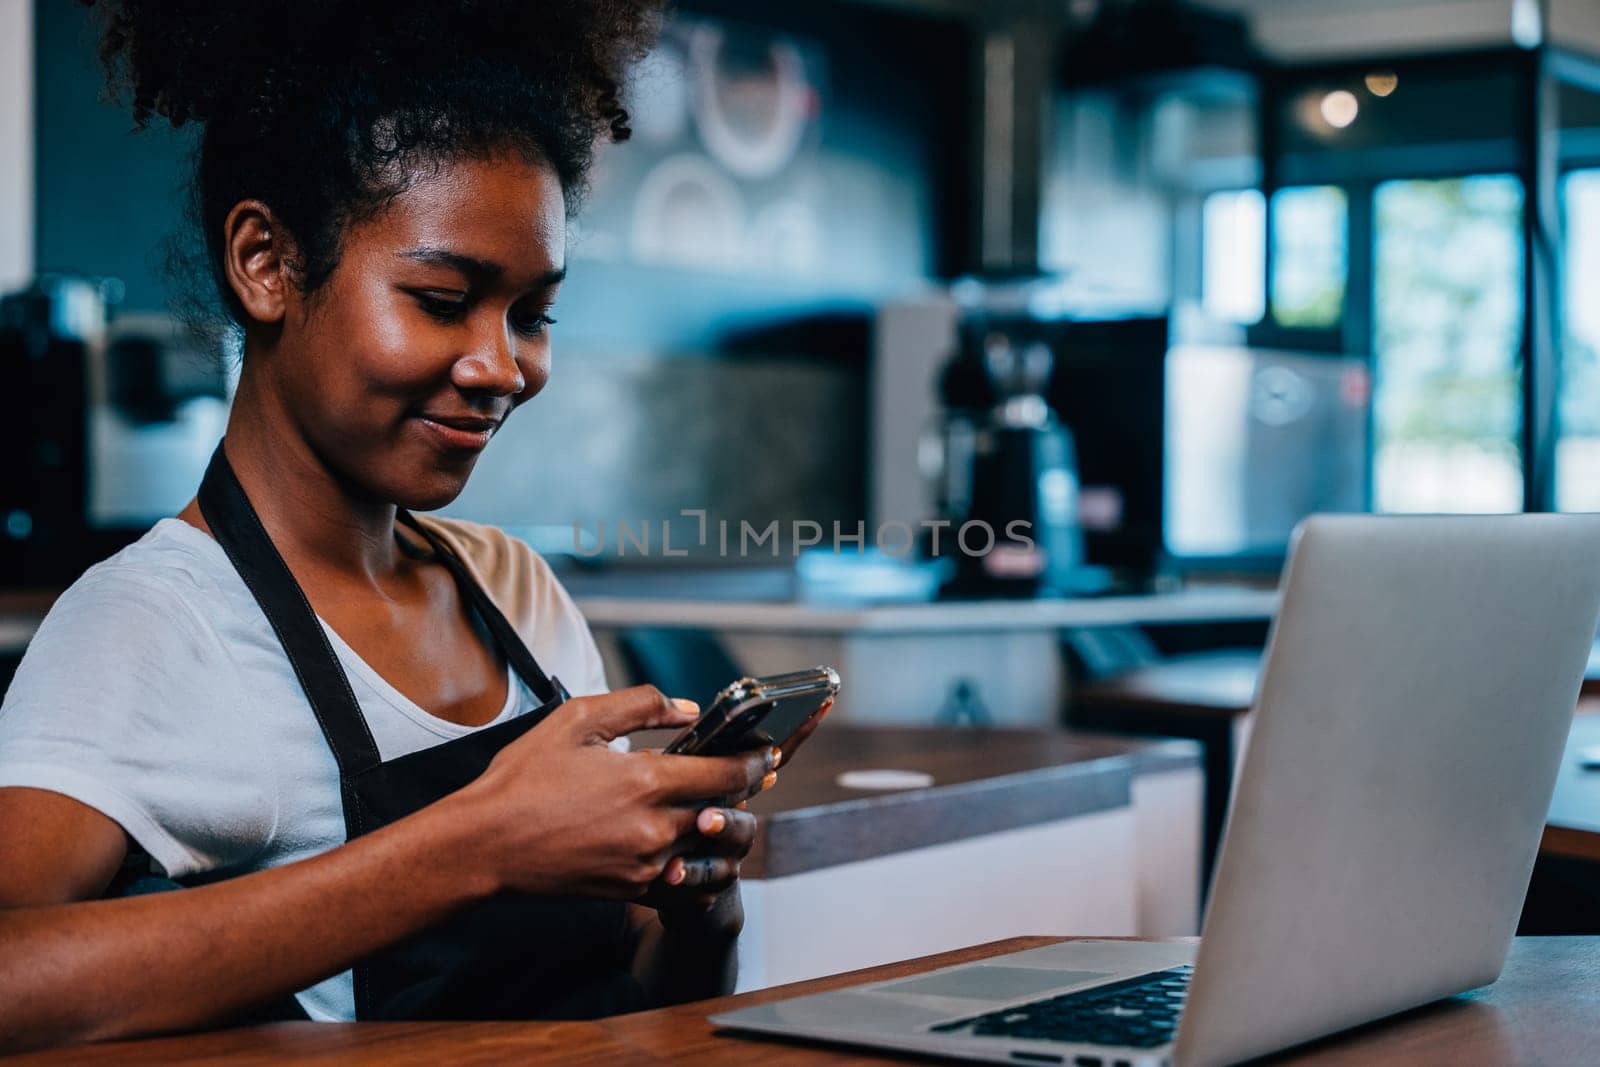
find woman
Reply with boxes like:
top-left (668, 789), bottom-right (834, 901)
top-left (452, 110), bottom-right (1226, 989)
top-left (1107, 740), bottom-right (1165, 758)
top-left (0, 0), bottom-right (825, 1051)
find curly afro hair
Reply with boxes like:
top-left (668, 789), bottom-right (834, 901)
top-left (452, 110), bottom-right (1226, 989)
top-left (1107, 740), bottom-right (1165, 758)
top-left (80, 0), bottom-right (665, 326)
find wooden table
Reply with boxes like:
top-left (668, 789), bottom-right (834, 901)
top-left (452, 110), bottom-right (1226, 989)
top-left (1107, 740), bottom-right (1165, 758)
top-left (1543, 703), bottom-right (1600, 863)
top-left (1074, 682), bottom-right (1600, 876)
top-left (1524, 704), bottom-right (1600, 932)
top-left (0, 590), bottom-right (56, 693)
top-left (22, 936), bottom-right (1598, 1064)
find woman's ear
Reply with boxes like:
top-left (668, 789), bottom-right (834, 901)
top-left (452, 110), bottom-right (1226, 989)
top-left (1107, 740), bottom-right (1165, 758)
top-left (221, 199), bottom-right (293, 325)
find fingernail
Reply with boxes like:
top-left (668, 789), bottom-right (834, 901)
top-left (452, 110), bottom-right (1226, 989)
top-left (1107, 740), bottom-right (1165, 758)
top-left (666, 859), bottom-right (686, 885)
top-left (671, 698), bottom-right (699, 716)
top-left (700, 808), bottom-right (727, 835)
top-left (770, 745), bottom-right (783, 769)
top-left (761, 770), bottom-right (778, 791)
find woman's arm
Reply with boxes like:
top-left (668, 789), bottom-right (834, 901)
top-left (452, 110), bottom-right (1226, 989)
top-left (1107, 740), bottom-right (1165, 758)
top-left (626, 894), bottom-right (742, 1006)
top-left (624, 806), bottom-right (759, 1004)
top-left (0, 783), bottom-right (496, 1051)
top-left (0, 686), bottom-right (770, 1053)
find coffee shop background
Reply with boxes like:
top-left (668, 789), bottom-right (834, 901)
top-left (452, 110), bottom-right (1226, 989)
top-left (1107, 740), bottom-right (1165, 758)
top-left (6, 0), bottom-right (1600, 984)
top-left (12, 0), bottom-right (1600, 574)
top-left (7, 0), bottom-right (1600, 674)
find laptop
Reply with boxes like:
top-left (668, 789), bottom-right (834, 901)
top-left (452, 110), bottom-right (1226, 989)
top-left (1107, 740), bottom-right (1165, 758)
top-left (711, 515), bottom-right (1600, 1066)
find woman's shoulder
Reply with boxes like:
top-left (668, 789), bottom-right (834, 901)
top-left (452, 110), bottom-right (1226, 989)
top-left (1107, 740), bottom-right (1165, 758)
top-left (414, 516), bottom-right (570, 617)
top-left (35, 519), bottom-right (237, 647)
top-left (417, 515), bottom-right (543, 572)
top-left (1, 519), bottom-right (279, 879)
top-left (416, 514), bottom-right (553, 593)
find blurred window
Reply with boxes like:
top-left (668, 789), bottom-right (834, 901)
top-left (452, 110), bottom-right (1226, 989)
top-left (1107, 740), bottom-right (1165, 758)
top-left (1372, 175), bottom-right (1524, 513)
top-left (1165, 344), bottom-right (1368, 559)
top-left (1270, 186), bottom-right (1347, 329)
top-left (1201, 189), bottom-right (1265, 325)
top-left (1559, 170), bottom-right (1600, 512)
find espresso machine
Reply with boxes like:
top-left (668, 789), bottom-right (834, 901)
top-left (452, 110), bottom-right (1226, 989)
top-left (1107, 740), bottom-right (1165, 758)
top-left (0, 277), bottom-right (104, 586)
top-left (1, 276), bottom-right (230, 587)
top-left (928, 314), bottom-right (1086, 598)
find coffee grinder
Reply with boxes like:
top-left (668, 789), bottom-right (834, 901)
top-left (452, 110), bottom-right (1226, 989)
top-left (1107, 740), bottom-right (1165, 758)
top-left (928, 312), bottom-right (1085, 597)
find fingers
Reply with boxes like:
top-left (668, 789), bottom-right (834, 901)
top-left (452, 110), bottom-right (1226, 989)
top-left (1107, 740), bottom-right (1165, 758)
top-left (662, 804), bottom-right (702, 842)
top-left (562, 686), bottom-right (699, 743)
top-left (692, 805), bottom-right (757, 856)
top-left (664, 808), bottom-right (755, 876)
top-left (649, 806), bottom-right (757, 905)
top-left (649, 747), bottom-right (775, 804)
top-left (750, 768), bottom-right (778, 802)
top-left (662, 854), bottom-right (740, 891)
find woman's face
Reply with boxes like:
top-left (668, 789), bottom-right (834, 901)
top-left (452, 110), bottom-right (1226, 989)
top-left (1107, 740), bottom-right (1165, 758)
top-left (267, 154), bottom-right (567, 511)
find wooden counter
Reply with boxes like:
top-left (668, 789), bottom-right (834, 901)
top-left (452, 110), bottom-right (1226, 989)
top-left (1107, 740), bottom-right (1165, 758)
top-left (0, 590), bottom-right (58, 659)
top-left (1542, 702), bottom-right (1600, 864)
top-left (739, 725), bottom-right (1195, 878)
top-left (21, 936), bottom-right (1598, 1064)
top-left (700, 725), bottom-right (1203, 990)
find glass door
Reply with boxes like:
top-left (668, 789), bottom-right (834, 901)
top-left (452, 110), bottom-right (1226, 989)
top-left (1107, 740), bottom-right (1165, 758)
top-left (1558, 169), bottom-right (1600, 511)
top-left (1371, 175), bottom-right (1524, 512)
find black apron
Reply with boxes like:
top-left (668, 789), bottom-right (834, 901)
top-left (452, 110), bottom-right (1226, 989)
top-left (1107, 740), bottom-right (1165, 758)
top-left (194, 444), bottom-right (647, 1020)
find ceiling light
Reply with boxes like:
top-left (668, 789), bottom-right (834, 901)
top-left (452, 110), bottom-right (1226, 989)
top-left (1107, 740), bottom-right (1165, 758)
top-left (1320, 90), bottom-right (1359, 129)
top-left (1364, 71), bottom-right (1399, 97)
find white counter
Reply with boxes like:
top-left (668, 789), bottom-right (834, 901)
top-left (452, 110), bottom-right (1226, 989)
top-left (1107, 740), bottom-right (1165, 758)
top-left (575, 585), bottom-right (1279, 635)
top-left (581, 585), bottom-right (1278, 728)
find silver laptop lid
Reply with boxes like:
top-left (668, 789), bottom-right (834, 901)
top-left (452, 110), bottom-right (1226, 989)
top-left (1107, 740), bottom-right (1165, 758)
top-left (1177, 514), bottom-right (1600, 1067)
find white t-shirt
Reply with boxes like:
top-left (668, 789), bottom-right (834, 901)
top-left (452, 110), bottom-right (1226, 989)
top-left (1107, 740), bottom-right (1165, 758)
top-left (0, 515), bottom-right (613, 1021)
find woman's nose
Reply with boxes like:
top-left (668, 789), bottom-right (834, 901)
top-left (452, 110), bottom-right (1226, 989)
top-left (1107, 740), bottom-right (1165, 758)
top-left (454, 322), bottom-right (527, 397)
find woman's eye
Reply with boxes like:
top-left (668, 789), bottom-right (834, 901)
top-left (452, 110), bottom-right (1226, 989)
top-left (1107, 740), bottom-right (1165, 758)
top-left (511, 312), bottom-right (558, 338)
top-left (414, 293), bottom-right (468, 322)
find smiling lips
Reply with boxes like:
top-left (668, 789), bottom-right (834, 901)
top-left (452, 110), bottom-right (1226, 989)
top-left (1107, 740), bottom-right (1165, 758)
top-left (414, 411), bottom-right (503, 451)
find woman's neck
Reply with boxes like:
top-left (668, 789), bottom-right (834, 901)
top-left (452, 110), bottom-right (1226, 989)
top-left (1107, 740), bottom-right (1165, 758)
top-left (196, 368), bottom-right (404, 583)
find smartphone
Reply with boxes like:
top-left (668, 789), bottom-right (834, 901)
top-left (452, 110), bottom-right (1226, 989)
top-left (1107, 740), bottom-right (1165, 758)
top-left (663, 666), bottom-right (840, 757)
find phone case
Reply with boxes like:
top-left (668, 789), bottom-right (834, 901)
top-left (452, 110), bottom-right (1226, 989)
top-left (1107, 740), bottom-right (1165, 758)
top-left (664, 667), bottom-right (839, 756)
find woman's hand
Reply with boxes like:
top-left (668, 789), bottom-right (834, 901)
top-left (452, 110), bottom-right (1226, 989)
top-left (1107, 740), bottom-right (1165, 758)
top-left (441, 685), bottom-right (774, 902)
top-left (641, 696), bottom-right (836, 935)
top-left (639, 804), bottom-right (758, 936)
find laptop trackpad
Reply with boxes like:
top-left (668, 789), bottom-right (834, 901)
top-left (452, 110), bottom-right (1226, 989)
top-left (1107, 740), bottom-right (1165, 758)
top-left (878, 967), bottom-right (1111, 1001)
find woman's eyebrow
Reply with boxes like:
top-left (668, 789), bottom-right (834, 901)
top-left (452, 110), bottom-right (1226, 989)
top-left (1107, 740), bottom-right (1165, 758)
top-left (400, 248), bottom-right (565, 288)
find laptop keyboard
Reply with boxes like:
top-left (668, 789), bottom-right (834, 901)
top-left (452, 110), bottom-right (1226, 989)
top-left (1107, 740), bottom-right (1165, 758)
top-left (928, 966), bottom-right (1192, 1049)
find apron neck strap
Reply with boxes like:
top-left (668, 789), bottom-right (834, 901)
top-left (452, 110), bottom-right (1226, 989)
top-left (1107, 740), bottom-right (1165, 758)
top-left (197, 444), bottom-right (383, 777)
top-left (394, 511), bottom-right (567, 706)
